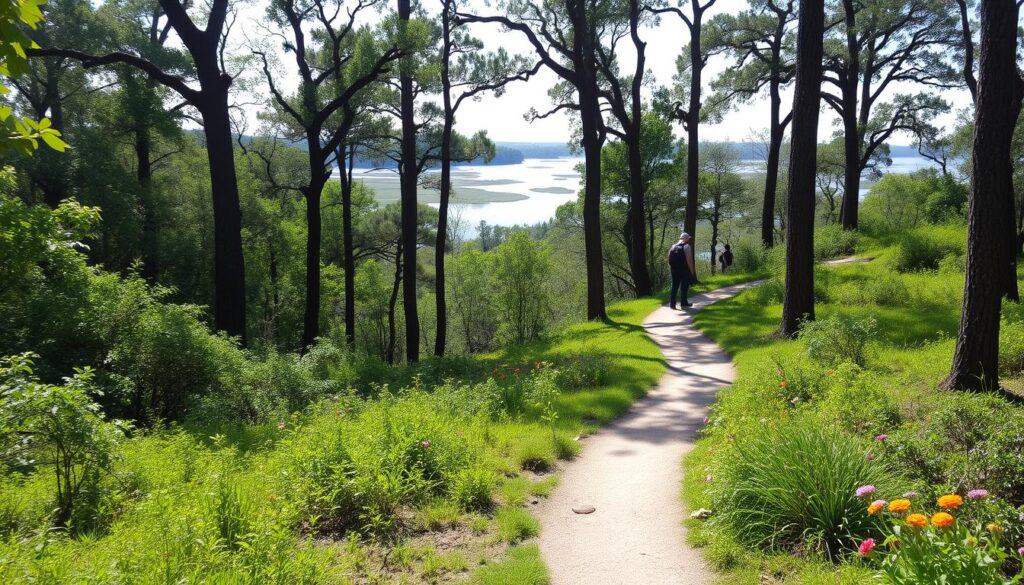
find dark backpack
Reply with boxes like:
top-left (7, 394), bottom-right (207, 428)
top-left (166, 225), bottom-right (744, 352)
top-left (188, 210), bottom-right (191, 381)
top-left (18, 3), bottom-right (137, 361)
top-left (668, 243), bottom-right (687, 269)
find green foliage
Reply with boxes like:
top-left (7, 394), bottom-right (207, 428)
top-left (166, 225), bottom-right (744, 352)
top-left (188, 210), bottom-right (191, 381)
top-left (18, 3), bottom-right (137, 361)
top-left (0, 354), bottom-right (125, 531)
top-left (892, 225), bottom-right (966, 272)
top-left (800, 314), bottom-right (878, 367)
top-left (862, 171), bottom-right (967, 234)
top-left (0, 0), bottom-right (66, 155)
top-left (731, 236), bottom-right (771, 274)
top-left (1000, 320), bottom-right (1024, 375)
top-left (470, 544), bottom-right (548, 585)
top-left (493, 231), bottom-right (552, 345)
top-left (713, 418), bottom-right (890, 560)
top-left (814, 224), bottom-right (859, 260)
top-left (495, 506), bottom-right (540, 543)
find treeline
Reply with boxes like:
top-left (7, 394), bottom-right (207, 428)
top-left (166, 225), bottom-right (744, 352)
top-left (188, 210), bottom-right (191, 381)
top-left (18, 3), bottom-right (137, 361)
top-left (1, 0), bottom-right (1022, 416)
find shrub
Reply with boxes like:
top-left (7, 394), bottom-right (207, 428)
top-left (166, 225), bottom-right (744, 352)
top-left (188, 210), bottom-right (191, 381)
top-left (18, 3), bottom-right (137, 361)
top-left (1000, 320), bottom-right (1024, 375)
top-left (0, 354), bottom-right (126, 532)
top-left (815, 224), bottom-right (859, 260)
top-left (731, 237), bottom-right (770, 273)
top-left (801, 314), bottom-right (878, 367)
top-left (892, 225), bottom-right (966, 272)
top-left (713, 418), bottom-right (890, 560)
top-left (450, 466), bottom-right (496, 511)
top-left (551, 351), bottom-right (610, 388)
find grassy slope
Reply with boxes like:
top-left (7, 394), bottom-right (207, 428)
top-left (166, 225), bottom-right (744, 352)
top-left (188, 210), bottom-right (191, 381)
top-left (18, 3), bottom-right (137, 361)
top-left (682, 252), bottom-right (1024, 584)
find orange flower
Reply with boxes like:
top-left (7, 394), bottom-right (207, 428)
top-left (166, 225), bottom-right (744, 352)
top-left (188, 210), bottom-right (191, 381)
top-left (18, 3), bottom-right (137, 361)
top-left (931, 512), bottom-right (955, 528)
top-left (937, 494), bottom-right (963, 510)
top-left (888, 499), bottom-right (911, 513)
top-left (867, 500), bottom-right (885, 515)
top-left (906, 513), bottom-right (927, 528)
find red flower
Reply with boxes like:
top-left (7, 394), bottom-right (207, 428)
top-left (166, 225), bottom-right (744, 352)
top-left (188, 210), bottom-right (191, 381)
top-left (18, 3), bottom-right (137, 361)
top-left (858, 538), bottom-right (876, 557)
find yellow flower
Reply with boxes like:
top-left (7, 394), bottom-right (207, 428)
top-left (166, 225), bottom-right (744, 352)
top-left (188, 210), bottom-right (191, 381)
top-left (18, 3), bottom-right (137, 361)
top-left (906, 513), bottom-right (927, 528)
top-left (937, 494), bottom-right (963, 510)
top-left (888, 499), bottom-right (911, 513)
top-left (931, 512), bottom-right (955, 528)
top-left (987, 522), bottom-right (1005, 534)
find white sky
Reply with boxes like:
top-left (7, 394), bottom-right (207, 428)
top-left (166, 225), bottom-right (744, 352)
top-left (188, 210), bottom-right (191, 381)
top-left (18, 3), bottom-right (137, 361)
top-left (232, 0), bottom-right (976, 146)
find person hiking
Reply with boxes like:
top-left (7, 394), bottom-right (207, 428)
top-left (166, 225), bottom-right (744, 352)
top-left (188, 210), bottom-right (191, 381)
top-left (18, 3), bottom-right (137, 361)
top-left (668, 232), bottom-right (696, 309)
top-left (719, 243), bottom-right (734, 274)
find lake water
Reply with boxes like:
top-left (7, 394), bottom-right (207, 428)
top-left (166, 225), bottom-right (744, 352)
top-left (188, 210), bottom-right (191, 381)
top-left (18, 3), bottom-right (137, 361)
top-left (344, 155), bottom-right (935, 229)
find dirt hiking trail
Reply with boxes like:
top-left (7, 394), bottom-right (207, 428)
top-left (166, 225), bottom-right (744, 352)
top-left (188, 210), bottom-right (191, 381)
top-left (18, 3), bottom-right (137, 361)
top-left (535, 281), bottom-right (761, 585)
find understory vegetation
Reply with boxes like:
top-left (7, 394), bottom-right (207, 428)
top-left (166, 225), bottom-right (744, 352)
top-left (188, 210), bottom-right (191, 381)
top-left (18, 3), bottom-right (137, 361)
top-left (685, 222), bottom-right (1024, 584)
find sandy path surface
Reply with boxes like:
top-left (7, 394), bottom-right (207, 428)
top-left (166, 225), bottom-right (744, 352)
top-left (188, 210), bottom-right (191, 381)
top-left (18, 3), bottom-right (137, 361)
top-left (535, 281), bottom-right (762, 585)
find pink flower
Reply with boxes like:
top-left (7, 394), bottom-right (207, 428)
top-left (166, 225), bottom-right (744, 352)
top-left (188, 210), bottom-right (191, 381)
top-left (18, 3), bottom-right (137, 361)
top-left (1018, 546), bottom-right (1024, 556)
top-left (856, 485), bottom-right (877, 498)
top-left (420, 440), bottom-right (431, 449)
top-left (858, 538), bottom-right (876, 557)
top-left (967, 489), bottom-right (989, 500)
top-left (704, 474), bottom-right (714, 483)
top-left (875, 434), bottom-right (888, 442)
top-left (702, 416), bottom-right (710, 425)
top-left (866, 453), bottom-right (876, 461)
top-left (902, 491), bottom-right (919, 498)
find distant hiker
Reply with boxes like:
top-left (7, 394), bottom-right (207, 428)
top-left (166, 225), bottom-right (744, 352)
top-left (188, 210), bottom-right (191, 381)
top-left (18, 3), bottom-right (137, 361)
top-left (668, 232), bottom-right (696, 309)
top-left (720, 244), bottom-right (734, 273)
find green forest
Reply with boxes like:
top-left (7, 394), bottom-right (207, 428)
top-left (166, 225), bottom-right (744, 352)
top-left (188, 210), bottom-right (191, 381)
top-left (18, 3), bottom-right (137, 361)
top-left (2, 0), bottom-right (1024, 582)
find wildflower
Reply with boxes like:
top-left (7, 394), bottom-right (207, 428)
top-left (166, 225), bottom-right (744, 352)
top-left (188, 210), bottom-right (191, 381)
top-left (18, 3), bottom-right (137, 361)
top-left (702, 416), bottom-right (710, 425)
top-left (704, 474), bottom-right (714, 483)
top-left (826, 369), bottom-right (834, 376)
top-left (888, 499), bottom-right (911, 513)
top-left (858, 538), bottom-right (876, 557)
top-left (779, 380), bottom-right (789, 388)
top-left (937, 494), bottom-right (964, 510)
top-left (1018, 546), bottom-right (1024, 556)
top-left (967, 536), bottom-right (978, 546)
top-left (855, 485), bottom-right (877, 498)
top-left (875, 434), bottom-right (888, 442)
top-left (987, 522), bottom-right (1004, 534)
top-left (421, 440), bottom-right (431, 449)
top-left (866, 453), bottom-right (876, 461)
top-left (902, 491), bottom-right (918, 499)
top-left (868, 500), bottom-right (887, 515)
top-left (967, 489), bottom-right (989, 500)
top-left (931, 512), bottom-right (955, 528)
top-left (277, 421), bottom-right (286, 430)
top-left (906, 513), bottom-right (927, 528)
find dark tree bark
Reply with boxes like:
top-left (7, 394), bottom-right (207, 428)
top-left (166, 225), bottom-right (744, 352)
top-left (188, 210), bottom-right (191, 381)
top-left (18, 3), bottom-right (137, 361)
top-left (398, 0), bottom-right (421, 361)
top-left (779, 0), bottom-right (824, 338)
top-left (942, 0), bottom-right (1023, 393)
top-left (595, 0), bottom-right (653, 297)
top-left (339, 145), bottom-right (356, 347)
top-left (957, 0), bottom-right (978, 102)
top-left (836, 0), bottom-right (860, 230)
top-left (134, 123), bottom-right (160, 283)
top-left (572, 0), bottom-right (607, 320)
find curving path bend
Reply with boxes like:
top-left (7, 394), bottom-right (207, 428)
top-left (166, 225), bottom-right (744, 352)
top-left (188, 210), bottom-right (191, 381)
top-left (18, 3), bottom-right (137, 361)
top-left (535, 281), bottom-right (763, 585)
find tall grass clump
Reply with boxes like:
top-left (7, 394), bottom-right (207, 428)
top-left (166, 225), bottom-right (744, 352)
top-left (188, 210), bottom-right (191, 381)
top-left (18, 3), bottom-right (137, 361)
top-left (713, 418), bottom-right (890, 560)
top-left (892, 225), bottom-right (966, 272)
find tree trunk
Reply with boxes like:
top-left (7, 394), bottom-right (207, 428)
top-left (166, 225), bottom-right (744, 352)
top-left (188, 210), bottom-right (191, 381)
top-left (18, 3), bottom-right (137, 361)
top-left (573, 0), bottom-right (606, 320)
top-left (943, 0), bottom-right (1023, 392)
top-left (684, 9), bottom-right (702, 247)
top-left (301, 162), bottom-right (324, 352)
top-left (198, 86), bottom-right (247, 344)
top-left (387, 242), bottom-right (403, 364)
top-left (838, 0), bottom-right (860, 231)
top-left (339, 145), bottom-right (356, 347)
top-left (436, 11), bottom-right (453, 356)
top-left (135, 124), bottom-right (159, 283)
top-left (780, 0), bottom-right (824, 338)
top-left (398, 0), bottom-right (421, 361)
top-left (762, 74), bottom-right (782, 248)
top-left (625, 0), bottom-right (653, 297)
